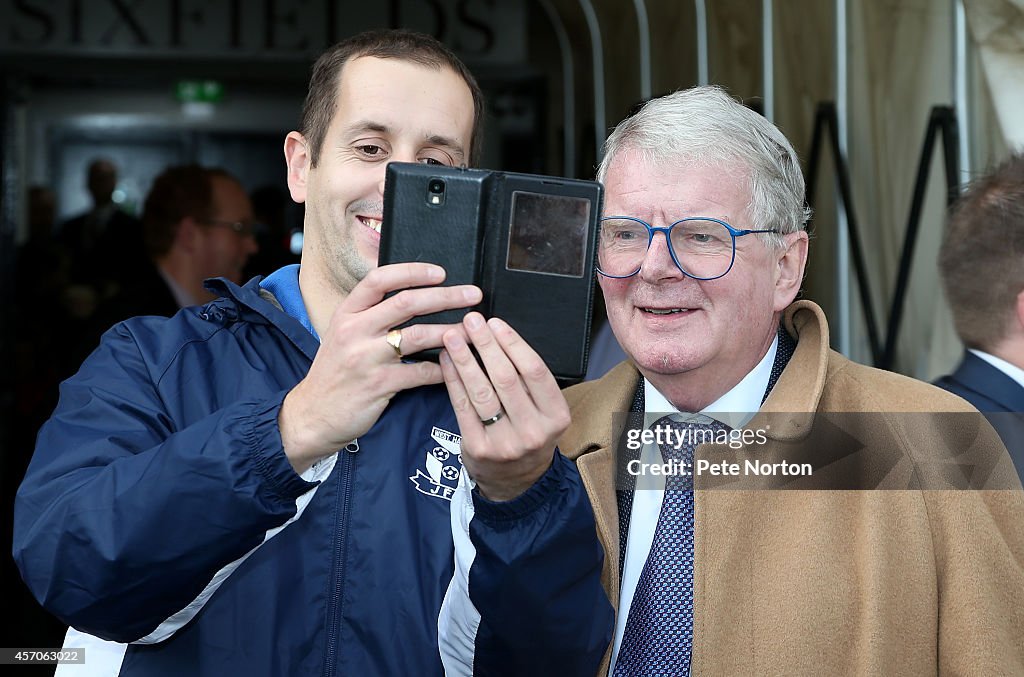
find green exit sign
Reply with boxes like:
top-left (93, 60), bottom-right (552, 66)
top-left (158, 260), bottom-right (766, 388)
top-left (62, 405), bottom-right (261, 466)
top-left (176, 80), bottom-right (224, 104)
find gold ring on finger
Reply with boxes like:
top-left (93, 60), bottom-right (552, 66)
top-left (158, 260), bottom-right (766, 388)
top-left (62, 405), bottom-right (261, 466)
top-left (386, 328), bottom-right (404, 358)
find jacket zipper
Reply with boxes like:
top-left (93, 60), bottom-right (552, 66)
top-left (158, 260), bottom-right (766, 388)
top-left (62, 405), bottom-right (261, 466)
top-left (322, 446), bottom-right (356, 677)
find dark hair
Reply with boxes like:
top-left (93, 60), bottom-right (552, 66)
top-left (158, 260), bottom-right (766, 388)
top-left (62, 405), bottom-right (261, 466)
top-left (143, 165), bottom-right (218, 257)
top-left (300, 29), bottom-right (485, 167)
top-left (938, 152), bottom-right (1024, 350)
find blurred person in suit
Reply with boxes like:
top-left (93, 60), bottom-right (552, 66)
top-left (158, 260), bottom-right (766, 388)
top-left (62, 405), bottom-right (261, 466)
top-left (58, 158), bottom-right (145, 307)
top-left (70, 165), bottom-right (259, 367)
top-left (141, 165), bottom-right (259, 310)
top-left (95, 164), bottom-right (259, 321)
top-left (936, 151), bottom-right (1024, 480)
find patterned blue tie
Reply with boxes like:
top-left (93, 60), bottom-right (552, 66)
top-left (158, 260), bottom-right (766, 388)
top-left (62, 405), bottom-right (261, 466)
top-left (613, 416), bottom-right (727, 677)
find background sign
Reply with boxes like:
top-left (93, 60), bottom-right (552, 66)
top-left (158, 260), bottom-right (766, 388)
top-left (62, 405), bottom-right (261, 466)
top-left (0, 0), bottom-right (525, 64)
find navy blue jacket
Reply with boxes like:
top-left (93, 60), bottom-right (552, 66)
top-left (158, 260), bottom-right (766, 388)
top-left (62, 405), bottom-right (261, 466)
top-left (934, 350), bottom-right (1024, 482)
top-left (13, 277), bottom-right (612, 676)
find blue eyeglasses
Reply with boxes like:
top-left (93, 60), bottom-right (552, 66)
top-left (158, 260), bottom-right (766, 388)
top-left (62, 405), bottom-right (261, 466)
top-left (597, 216), bottom-right (779, 280)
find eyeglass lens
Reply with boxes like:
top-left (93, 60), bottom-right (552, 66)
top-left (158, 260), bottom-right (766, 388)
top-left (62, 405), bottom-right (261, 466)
top-left (209, 220), bottom-right (256, 238)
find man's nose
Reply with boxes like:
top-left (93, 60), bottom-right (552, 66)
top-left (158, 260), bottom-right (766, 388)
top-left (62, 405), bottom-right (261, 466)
top-left (638, 230), bottom-right (686, 283)
top-left (378, 150), bottom-right (420, 196)
top-left (244, 234), bottom-right (259, 256)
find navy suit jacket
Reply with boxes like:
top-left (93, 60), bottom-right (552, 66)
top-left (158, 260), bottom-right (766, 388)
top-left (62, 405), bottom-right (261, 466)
top-left (935, 351), bottom-right (1024, 482)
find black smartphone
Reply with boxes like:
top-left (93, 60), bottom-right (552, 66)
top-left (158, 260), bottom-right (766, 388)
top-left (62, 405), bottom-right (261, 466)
top-left (378, 162), bottom-right (602, 382)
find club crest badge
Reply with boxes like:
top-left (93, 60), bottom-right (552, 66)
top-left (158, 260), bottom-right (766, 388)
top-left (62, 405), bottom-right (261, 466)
top-left (409, 426), bottom-right (463, 501)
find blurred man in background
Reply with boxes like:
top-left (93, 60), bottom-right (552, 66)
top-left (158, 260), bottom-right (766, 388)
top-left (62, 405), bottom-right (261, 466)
top-left (936, 151), bottom-right (1024, 480)
top-left (58, 158), bottom-right (145, 305)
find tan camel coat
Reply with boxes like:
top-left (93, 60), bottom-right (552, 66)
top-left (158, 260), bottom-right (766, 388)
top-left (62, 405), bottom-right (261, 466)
top-left (562, 301), bottom-right (1024, 676)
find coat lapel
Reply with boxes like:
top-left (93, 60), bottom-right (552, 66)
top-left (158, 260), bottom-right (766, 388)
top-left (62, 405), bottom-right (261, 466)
top-left (561, 302), bottom-right (833, 613)
top-left (561, 361), bottom-right (641, 614)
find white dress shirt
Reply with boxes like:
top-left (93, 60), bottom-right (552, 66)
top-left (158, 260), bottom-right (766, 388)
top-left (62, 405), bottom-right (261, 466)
top-left (156, 265), bottom-right (198, 309)
top-left (969, 348), bottom-right (1024, 390)
top-left (609, 336), bottom-right (780, 671)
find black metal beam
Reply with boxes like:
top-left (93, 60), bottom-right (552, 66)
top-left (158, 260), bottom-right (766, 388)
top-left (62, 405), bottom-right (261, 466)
top-left (880, 106), bottom-right (960, 370)
top-left (805, 102), bottom-right (883, 365)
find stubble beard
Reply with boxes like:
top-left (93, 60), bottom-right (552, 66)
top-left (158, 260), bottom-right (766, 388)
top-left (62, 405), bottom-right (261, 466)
top-left (334, 199), bottom-right (382, 295)
top-left (333, 244), bottom-right (372, 297)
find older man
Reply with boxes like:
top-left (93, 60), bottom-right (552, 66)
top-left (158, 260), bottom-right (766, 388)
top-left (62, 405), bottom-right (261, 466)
top-left (559, 87), bottom-right (1024, 675)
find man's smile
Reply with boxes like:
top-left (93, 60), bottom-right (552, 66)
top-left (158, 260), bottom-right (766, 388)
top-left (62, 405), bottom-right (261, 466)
top-left (639, 307), bottom-right (696, 315)
top-left (358, 215), bottom-right (382, 234)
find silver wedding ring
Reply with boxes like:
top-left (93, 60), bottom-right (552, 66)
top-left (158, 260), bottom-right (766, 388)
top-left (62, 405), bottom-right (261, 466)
top-left (480, 409), bottom-right (505, 426)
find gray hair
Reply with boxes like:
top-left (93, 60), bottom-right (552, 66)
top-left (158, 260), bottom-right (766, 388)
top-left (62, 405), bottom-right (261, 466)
top-left (597, 85), bottom-right (811, 248)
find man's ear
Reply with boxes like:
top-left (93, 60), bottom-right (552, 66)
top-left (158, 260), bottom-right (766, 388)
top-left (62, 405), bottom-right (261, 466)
top-left (176, 217), bottom-right (202, 253)
top-left (284, 131), bottom-right (310, 204)
top-left (773, 230), bottom-right (809, 312)
top-left (1013, 288), bottom-right (1024, 333)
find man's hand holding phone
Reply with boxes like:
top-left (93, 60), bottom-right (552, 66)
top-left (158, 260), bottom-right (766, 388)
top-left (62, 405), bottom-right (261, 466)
top-left (279, 263), bottom-right (481, 474)
top-left (440, 312), bottom-right (570, 502)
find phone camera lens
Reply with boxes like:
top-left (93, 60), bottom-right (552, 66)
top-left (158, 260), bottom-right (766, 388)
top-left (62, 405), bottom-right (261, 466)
top-left (428, 180), bottom-right (445, 194)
